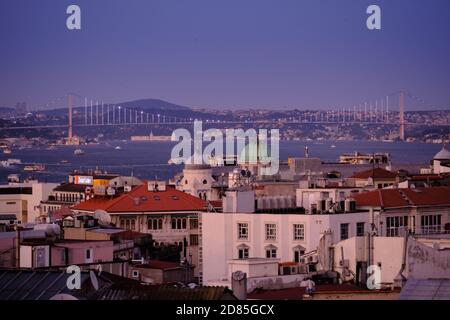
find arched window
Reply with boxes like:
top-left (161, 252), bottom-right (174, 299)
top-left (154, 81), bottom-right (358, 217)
top-left (237, 244), bottom-right (250, 259)
top-left (202, 179), bottom-right (207, 184)
top-left (158, 218), bottom-right (163, 229)
top-left (131, 219), bottom-right (136, 231)
top-left (182, 218), bottom-right (187, 229)
top-left (120, 219), bottom-right (125, 228)
top-left (171, 218), bottom-right (177, 229)
top-left (125, 220), bottom-right (130, 230)
top-left (293, 245), bottom-right (306, 263)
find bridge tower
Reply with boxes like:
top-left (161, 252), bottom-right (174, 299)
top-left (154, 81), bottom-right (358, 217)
top-left (399, 90), bottom-right (405, 141)
top-left (67, 93), bottom-right (73, 143)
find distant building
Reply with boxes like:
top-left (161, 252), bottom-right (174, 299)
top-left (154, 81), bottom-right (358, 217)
top-left (348, 167), bottom-right (397, 189)
top-left (432, 145), bottom-right (450, 174)
top-left (0, 181), bottom-right (57, 223)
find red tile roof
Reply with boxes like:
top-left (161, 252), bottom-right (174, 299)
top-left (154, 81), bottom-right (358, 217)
top-left (52, 206), bottom-right (72, 220)
top-left (350, 168), bottom-right (397, 179)
top-left (72, 184), bottom-right (207, 213)
top-left (353, 187), bottom-right (450, 208)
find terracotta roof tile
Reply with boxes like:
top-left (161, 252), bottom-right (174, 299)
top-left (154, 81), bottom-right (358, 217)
top-left (72, 184), bottom-right (207, 213)
top-left (353, 187), bottom-right (450, 208)
top-left (350, 168), bottom-right (397, 179)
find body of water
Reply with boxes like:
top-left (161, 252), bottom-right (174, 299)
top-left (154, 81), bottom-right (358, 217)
top-left (0, 140), bottom-right (442, 183)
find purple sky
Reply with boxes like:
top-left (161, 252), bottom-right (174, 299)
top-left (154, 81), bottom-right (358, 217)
top-left (1, 0), bottom-right (450, 110)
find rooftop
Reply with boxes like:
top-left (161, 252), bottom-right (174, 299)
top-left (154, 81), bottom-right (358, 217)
top-left (353, 186), bottom-right (450, 208)
top-left (54, 183), bottom-right (88, 193)
top-left (349, 167), bottom-right (397, 180)
top-left (72, 184), bottom-right (207, 213)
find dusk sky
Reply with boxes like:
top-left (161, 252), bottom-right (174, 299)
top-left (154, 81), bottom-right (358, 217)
top-left (1, 0), bottom-right (450, 110)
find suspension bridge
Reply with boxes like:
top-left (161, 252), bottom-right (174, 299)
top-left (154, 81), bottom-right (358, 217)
top-left (1, 90), bottom-right (447, 142)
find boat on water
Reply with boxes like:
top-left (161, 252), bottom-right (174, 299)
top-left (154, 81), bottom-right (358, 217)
top-left (115, 146), bottom-right (122, 150)
top-left (24, 164), bottom-right (45, 172)
top-left (331, 144), bottom-right (336, 148)
top-left (74, 148), bottom-right (85, 155)
top-left (3, 148), bottom-right (12, 154)
top-left (59, 160), bottom-right (69, 164)
top-left (7, 159), bottom-right (21, 165)
top-left (0, 161), bottom-right (10, 168)
top-left (339, 152), bottom-right (390, 165)
top-left (46, 145), bottom-right (57, 151)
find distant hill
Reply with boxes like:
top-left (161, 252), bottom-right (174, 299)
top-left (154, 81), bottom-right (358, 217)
top-left (39, 98), bottom-right (192, 116)
top-left (112, 99), bottom-right (191, 112)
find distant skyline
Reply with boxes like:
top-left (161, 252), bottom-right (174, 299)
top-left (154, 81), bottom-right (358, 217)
top-left (1, 0), bottom-right (450, 110)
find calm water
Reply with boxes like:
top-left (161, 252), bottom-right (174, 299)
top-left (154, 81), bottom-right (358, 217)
top-left (0, 140), bottom-right (442, 183)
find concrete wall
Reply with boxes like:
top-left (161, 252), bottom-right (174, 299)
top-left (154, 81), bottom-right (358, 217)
top-left (331, 236), bottom-right (405, 285)
top-left (247, 274), bottom-right (307, 292)
top-left (407, 238), bottom-right (450, 279)
top-left (53, 240), bottom-right (114, 265)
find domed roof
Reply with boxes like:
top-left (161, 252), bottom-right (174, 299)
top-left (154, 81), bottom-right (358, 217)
top-left (434, 145), bottom-right (450, 160)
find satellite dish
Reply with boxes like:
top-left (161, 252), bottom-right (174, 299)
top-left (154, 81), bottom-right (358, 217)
top-left (232, 271), bottom-right (246, 281)
top-left (94, 209), bottom-right (111, 227)
top-left (90, 270), bottom-right (99, 291)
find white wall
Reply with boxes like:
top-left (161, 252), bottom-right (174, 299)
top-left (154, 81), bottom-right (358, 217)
top-left (201, 211), bottom-right (370, 285)
top-left (332, 236), bottom-right (405, 285)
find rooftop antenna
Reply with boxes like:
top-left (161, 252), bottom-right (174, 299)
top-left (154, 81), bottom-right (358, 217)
top-left (305, 146), bottom-right (309, 158)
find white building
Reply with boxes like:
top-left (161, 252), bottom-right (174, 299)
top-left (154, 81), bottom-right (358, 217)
top-left (200, 190), bottom-right (370, 286)
top-left (433, 145), bottom-right (450, 174)
top-left (0, 181), bottom-right (57, 223)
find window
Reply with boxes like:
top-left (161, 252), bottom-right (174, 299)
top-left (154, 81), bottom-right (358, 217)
top-left (190, 234), bottom-right (199, 246)
top-left (171, 218), bottom-right (187, 230)
top-left (147, 218), bottom-right (163, 230)
top-left (238, 246), bottom-right (249, 259)
top-left (340, 223), bottom-right (349, 240)
top-left (386, 216), bottom-right (408, 237)
top-left (203, 179), bottom-right (207, 184)
top-left (421, 215), bottom-right (442, 234)
top-left (293, 246), bottom-right (306, 263)
top-left (356, 222), bottom-right (365, 237)
top-left (265, 223), bottom-right (277, 240)
top-left (265, 246), bottom-right (277, 258)
top-left (190, 218), bottom-right (199, 230)
top-left (85, 248), bottom-right (92, 261)
top-left (132, 270), bottom-right (139, 278)
top-left (238, 223), bottom-right (249, 240)
top-left (293, 224), bottom-right (305, 241)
